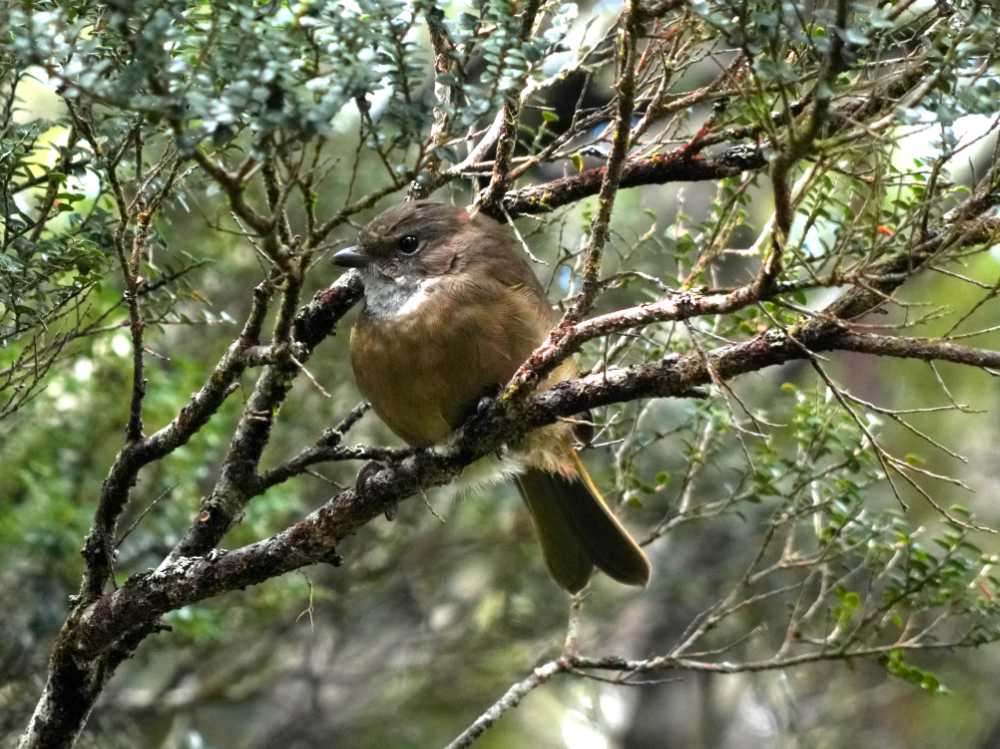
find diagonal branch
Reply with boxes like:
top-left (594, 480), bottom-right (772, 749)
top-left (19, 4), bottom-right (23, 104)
top-left (443, 660), bottom-right (568, 749)
top-left (62, 286), bottom-right (1000, 658)
top-left (169, 271), bottom-right (363, 559)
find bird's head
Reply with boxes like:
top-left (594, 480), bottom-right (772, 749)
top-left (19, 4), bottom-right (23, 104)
top-left (333, 201), bottom-right (506, 318)
top-left (333, 200), bottom-right (474, 281)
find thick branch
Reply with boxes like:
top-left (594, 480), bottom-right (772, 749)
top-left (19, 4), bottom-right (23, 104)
top-left (63, 310), bottom-right (1000, 658)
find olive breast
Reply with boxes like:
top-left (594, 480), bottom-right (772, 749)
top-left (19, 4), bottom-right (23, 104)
top-left (350, 275), bottom-right (550, 446)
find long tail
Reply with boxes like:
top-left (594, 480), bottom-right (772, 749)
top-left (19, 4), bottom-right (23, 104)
top-left (515, 452), bottom-right (651, 593)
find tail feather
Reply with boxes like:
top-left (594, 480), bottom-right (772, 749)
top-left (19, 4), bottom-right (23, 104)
top-left (516, 454), bottom-right (651, 593)
top-left (516, 470), bottom-right (595, 593)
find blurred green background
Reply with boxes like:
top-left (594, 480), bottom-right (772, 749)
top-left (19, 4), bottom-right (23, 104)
top-left (4, 2), bottom-right (1000, 748)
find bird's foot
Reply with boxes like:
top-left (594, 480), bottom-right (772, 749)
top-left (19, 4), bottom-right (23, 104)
top-left (475, 382), bottom-right (503, 418)
top-left (356, 460), bottom-right (400, 520)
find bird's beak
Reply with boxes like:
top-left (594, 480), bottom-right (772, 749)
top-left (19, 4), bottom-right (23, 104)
top-left (332, 245), bottom-right (371, 268)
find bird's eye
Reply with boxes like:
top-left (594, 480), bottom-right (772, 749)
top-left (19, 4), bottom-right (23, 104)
top-left (398, 235), bottom-right (420, 255)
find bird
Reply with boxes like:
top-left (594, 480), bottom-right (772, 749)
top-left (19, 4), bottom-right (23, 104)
top-left (333, 200), bottom-right (651, 593)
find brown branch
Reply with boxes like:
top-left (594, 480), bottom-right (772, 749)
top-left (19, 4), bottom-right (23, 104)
top-left (27, 126), bottom-right (81, 242)
top-left (566, 639), bottom-right (969, 676)
top-left (77, 279), bottom-right (274, 600)
top-left (72, 129), bottom-right (185, 598)
top-left (60, 303), bottom-right (1000, 659)
top-left (484, 30), bottom-right (926, 225)
top-left (189, 150), bottom-right (274, 237)
top-left (491, 145), bottom-right (766, 219)
top-left (834, 332), bottom-right (1000, 372)
top-left (170, 271), bottom-right (363, 559)
top-left (766, 0), bottom-right (849, 293)
top-left (122, 209), bottom-right (151, 444)
top-left (17, 274), bottom-right (362, 749)
top-left (500, 265), bottom-right (780, 402)
top-left (311, 177), bottom-right (415, 246)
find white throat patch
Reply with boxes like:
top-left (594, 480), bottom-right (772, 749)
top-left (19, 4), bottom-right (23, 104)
top-left (362, 273), bottom-right (440, 319)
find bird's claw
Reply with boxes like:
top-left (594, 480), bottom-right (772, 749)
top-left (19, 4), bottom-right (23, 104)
top-left (473, 382), bottom-right (503, 422)
top-left (355, 460), bottom-right (398, 520)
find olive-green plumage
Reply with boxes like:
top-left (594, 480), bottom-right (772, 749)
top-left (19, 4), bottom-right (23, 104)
top-left (336, 201), bottom-right (650, 592)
